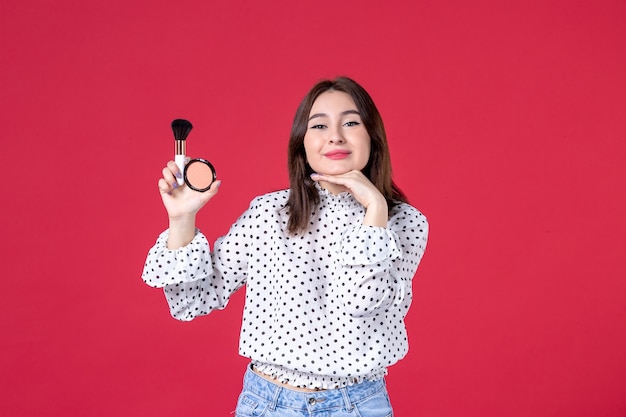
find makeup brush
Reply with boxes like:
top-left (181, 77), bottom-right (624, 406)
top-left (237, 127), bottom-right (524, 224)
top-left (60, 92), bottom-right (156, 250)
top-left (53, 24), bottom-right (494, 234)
top-left (171, 119), bottom-right (193, 185)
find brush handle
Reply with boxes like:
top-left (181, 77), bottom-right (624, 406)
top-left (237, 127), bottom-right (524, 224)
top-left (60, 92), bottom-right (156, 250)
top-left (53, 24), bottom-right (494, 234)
top-left (175, 154), bottom-right (186, 186)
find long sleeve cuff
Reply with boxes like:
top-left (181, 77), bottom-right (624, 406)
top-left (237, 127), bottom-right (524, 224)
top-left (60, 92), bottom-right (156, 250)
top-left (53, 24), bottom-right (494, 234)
top-left (141, 229), bottom-right (213, 288)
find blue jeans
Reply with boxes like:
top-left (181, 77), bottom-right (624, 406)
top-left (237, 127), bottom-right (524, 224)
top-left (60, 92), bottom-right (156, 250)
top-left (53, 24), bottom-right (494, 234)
top-left (235, 365), bottom-right (393, 417)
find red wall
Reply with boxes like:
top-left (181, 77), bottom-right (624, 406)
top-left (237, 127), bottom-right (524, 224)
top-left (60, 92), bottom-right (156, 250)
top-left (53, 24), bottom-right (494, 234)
top-left (1, 1), bottom-right (625, 416)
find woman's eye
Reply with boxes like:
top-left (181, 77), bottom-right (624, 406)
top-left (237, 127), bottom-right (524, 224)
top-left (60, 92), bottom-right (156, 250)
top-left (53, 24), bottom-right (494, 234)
top-left (310, 124), bottom-right (326, 129)
top-left (344, 121), bottom-right (360, 127)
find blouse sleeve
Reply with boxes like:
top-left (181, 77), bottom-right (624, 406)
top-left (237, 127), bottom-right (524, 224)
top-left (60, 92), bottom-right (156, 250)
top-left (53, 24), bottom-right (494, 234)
top-left (335, 205), bottom-right (428, 318)
top-left (141, 207), bottom-right (257, 321)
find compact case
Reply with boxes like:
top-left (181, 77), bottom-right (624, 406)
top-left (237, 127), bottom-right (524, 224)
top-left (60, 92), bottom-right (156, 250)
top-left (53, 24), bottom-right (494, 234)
top-left (184, 158), bottom-right (217, 192)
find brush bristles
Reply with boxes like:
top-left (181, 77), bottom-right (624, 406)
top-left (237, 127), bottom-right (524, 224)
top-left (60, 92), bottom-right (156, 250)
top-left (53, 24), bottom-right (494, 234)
top-left (171, 119), bottom-right (193, 140)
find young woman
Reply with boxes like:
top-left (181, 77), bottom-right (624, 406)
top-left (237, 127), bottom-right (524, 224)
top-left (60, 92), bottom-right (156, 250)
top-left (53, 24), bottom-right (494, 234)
top-left (142, 77), bottom-right (428, 416)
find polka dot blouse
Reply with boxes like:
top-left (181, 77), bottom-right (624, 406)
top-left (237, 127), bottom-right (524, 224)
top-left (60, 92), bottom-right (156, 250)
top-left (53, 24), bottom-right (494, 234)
top-left (142, 184), bottom-right (428, 389)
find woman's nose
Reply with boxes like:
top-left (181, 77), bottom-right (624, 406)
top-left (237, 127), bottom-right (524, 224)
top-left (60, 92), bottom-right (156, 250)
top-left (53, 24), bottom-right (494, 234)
top-left (328, 127), bottom-right (345, 143)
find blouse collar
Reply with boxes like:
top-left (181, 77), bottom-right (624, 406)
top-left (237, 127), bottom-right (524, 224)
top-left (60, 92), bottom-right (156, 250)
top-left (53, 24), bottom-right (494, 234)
top-left (314, 181), bottom-right (362, 211)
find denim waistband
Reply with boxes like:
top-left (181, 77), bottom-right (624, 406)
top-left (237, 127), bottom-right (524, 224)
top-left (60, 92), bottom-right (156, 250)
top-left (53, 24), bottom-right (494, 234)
top-left (242, 364), bottom-right (387, 412)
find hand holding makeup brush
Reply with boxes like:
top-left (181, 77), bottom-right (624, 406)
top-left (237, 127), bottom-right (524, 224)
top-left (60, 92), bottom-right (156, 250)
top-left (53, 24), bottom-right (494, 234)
top-left (157, 159), bottom-right (221, 248)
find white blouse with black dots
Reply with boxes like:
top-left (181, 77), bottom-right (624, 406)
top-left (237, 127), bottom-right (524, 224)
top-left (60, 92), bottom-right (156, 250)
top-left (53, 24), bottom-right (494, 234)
top-left (142, 185), bottom-right (428, 389)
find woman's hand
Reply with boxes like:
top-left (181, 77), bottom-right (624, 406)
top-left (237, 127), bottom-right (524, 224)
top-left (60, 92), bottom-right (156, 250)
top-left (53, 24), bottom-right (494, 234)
top-left (158, 160), bottom-right (220, 219)
top-left (158, 160), bottom-right (221, 248)
top-left (310, 170), bottom-right (388, 227)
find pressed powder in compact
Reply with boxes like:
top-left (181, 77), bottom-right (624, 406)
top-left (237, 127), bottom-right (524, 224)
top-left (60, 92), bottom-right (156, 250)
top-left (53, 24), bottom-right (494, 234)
top-left (184, 158), bottom-right (216, 192)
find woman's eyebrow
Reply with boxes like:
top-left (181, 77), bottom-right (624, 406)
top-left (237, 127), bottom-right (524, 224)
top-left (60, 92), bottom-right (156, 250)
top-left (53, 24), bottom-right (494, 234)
top-left (308, 109), bottom-right (360, 121)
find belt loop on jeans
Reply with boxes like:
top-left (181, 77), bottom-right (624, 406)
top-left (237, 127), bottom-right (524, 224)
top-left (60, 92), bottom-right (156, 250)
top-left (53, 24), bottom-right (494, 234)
top-left (340, 387), bottom-right (353, 411)
top-left (268, 386), bottom-right (282, 411)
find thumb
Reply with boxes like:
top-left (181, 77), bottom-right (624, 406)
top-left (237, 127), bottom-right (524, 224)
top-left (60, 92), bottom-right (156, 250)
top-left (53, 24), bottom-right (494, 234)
top-left (199, 179), bottom-right (221, 204)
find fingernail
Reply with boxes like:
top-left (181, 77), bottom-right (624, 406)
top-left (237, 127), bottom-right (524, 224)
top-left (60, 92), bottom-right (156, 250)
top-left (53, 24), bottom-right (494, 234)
top-left (172, 182), bottom-right (179, 189)
top-left (175, 171), bottom-right (183, 179)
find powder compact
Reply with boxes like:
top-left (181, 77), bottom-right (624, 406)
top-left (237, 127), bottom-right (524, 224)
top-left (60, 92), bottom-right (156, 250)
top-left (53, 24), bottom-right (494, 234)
top-left (184, 158), bottom-right (217, 192)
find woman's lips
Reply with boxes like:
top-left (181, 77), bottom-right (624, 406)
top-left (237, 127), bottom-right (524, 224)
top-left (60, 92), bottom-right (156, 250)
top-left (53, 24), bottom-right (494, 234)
top-left (324, 150), bottom-right (351, 160)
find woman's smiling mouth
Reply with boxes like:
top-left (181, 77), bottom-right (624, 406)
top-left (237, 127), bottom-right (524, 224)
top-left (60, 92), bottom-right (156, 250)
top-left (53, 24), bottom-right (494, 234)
top-left (324, 150), bottom-right (351, 160)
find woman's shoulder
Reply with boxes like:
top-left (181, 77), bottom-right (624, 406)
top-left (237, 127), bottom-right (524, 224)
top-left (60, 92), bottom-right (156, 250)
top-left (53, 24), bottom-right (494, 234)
top-left (232, 189), bottom-right (290, 226)
top-left (248, 188), bottom-right (290, 210)
top-left (389, 201), bottom-right (428, 224)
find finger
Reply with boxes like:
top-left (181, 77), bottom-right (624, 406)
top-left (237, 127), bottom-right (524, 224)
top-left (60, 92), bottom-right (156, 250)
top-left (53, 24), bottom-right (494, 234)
top-left (162, 166), bottom-right (179, 189)
top-left (206, 180), bottom-right (222, 198)
top-left (310, 172), bottom-right (335, 181)
top-left (199, 180), bottom-right (221, 203)
top-left (166, 160), bottom-right (184, 182)
top-left (158, 178), bottom-right (173, 194)
top-left (311, 173), bottom-right (348, 186)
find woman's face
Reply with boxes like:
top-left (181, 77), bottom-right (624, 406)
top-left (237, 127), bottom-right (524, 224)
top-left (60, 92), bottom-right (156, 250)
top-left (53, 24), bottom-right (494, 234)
top-left (303, 90), bottom-right (371, 179)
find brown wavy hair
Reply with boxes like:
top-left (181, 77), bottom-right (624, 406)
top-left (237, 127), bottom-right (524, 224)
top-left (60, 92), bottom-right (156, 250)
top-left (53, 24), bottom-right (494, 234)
top-left (286, 76), bottom-right (407, 234)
